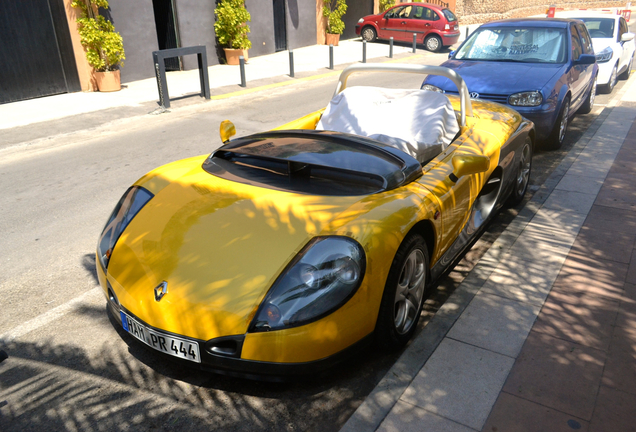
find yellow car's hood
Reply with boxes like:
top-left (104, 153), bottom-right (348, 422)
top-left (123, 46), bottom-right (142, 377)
top-left (106, 162), bottom-right (366, 341)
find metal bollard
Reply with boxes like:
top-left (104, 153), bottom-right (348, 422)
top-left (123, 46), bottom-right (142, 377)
top-left (239, 56), bottom-right (246, 87)
top-left (465, 27), bottom-right (469, 39)
top-left (413, 33), bottom-right (417, 53)
top-left (362, 40), bottom-right (367, 63)
top-left (329, 44), bottom-right (334, 70)
top-left (289, 50), bottom-right (294, 77)
top-left (389, 37), bottom-right (394, 58)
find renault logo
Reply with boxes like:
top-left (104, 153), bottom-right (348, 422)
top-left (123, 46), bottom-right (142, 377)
top-left (154, 281), bottom-right (168, 302)
top-left (470, 92), bottom-right (480, 99)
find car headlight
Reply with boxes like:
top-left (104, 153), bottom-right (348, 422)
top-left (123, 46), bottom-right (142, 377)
top-left (358, 18), bottom-right (364, 23)
top-left (595, 46), bottom-right (613, 63)
top-left (250, 237), bottom-right (366, 332)
top-left (509, 91), bottom-right (543, 107)
top-left (421, 84), bottom-right (444, 93)
top-left (97, 186), bottom-right (153, 270)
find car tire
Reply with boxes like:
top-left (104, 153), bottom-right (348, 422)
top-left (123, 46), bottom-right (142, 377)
top-left (606, 63), bottom-right (618, 93)
top-left (506, 137), bottom-right (533, 207)
top-left (545, 96), bottom-right (570, 150)
top-left (375, 232), bottom-right (429, 351)
top-left (578, 75), bottom-right (596, 114)
top-left (620, 55), bottom-right (633, 80)
top-left (361, 26), bottom-right (377, 42)
top-left (424, 35), bottom-right (442, 52)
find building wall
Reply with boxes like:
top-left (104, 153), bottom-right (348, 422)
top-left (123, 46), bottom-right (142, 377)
top-left (176, 0), bottom-right (220, 69)
top-left (245, 1), bottom-right (276, 57)
top-left (287, 0), bottom-right (318, 50)
top-left (107, 0), bottom-right (158, 83)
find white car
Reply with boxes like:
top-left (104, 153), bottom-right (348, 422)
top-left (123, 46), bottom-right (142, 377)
top-left (558, 11), bottom-right (635, 93)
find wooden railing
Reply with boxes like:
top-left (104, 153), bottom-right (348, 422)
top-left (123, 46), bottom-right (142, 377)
top-left (426, 0), bottom-right (450, 9)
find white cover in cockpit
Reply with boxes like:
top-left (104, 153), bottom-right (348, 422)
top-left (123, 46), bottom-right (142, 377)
top-left (316, 86), bottom-right (460, 163)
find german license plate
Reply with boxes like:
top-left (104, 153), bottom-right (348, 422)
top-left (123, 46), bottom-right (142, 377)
top-left (120, 311), bottom-right (201, 363)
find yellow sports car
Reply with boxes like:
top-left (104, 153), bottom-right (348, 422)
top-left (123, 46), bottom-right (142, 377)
top-left (97, 64), bottom-right (534, 378)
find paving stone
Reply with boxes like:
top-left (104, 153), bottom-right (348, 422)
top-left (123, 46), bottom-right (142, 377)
top-left (480, 255), bottom-right (562, 305)
top-left (524, 206), bottom-right (587, 239)
top-left (595, 173), bottom-right (636, 211)
top-left (555, 174), bottom-right (604, 195)
top-left (482, 392), bottom-right (589, 432)
top-left (541, 189), bottom-right (599, 214)
top-left (378, 400), bottom-right (475, 432)
top-left (589, 387), bottom-right (636, 432)
top-left (550, 256), bottom-right (628, 301)
top-left (566, 158), bottom-right (616, 179)
top-left (502, 332), bottom-right (605, 421)
top-left (447, 292), bottom-right (541, 357)
top-left (569, 224), bottom-right (636, 265)
top-left (628, 251), bottom-right (636, 285)
top-left (401, 338), bottom-right (514, 431)
top-left (533, 290), bottom-right (620, 351)
top-left (584, 205), bottom-right (636, 233)
top-left (503, 232), bottom-right (572, 266)
top-left (601, 324), bottom-right (636, 396)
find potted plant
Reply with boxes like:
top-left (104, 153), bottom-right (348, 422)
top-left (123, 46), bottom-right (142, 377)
top-left (71, 0), bottom-right (125, 92)
top-left (323, 0), bottom-right (347, 46)
top-left (214, 0), bottom-right (252, 65)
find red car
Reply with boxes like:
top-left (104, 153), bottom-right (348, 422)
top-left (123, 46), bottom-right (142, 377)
top-left (356, 3), bottom-right (460, 52)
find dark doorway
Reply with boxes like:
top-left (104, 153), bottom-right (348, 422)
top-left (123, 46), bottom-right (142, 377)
top-left (152, 0), bottom-right (181, 71)
top-left (0, 0), bottom-right (80, 104)
top-left (273, 0), bottom-right (287, 52)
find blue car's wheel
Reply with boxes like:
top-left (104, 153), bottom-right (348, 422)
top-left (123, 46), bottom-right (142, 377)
top-left (507, 137), bottom-right (533, 207)
top-left (578, 75), bottom-right (596, 115)
top-left (545, 97), bottom-right (570, 150)
top-left (376, 233), bottom-right (429, 351)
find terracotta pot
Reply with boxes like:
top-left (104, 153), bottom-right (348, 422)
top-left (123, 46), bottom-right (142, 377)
top-left (325, 33), bottom-right (340, 46)
top-left (95, 70), bottom-right (121, 92)
top-left (224, 48), bottom-right (249, 65)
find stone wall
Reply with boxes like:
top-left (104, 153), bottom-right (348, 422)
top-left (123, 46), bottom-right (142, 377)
top-left (456, 1), bottom-right (626, 24)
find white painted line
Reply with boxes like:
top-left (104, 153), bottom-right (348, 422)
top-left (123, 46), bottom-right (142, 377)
top-left (0, 288), bottom-right (101, 342)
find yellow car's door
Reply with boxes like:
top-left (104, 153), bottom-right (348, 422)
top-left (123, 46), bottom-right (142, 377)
top-left (418, 149), bottom-right (485, 264)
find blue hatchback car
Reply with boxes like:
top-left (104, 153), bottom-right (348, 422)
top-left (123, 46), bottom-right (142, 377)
top-left (423, 19), bottom-right (598, 149)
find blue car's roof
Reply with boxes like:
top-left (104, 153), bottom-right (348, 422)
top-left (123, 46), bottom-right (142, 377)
top-left (480, 18), bottom-right (575, 29)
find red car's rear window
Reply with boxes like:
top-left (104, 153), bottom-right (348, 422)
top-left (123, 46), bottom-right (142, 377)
top-left (442, 9), bottom-right (457, 22)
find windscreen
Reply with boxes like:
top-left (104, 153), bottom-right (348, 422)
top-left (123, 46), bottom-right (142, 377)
top-left (577, 18), bottom-right (615, 39)
top-left (455, 27), bottom-right (567, 63)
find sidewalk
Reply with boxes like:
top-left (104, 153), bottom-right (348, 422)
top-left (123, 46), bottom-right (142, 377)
top-left (0, 39), bottom-right (416, 132)
top-left (341, 71), bottom-right (636, 432)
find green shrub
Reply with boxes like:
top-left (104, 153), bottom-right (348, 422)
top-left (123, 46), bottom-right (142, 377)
top-left (71, 0), bottom-right (125, 72)
top-left (379, 0), bottom-right (395, 13)
top-left (214, 0), bottom-right (252, 50)
top-left (323, 0), bottom-right (347, 35)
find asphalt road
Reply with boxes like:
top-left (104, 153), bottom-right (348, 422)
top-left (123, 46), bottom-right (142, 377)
top-left (0, 49), bottom-right (627, 431)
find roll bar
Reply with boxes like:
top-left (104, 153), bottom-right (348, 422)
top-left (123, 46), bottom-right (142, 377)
top-left (333, 64), bottom-right (473, 127)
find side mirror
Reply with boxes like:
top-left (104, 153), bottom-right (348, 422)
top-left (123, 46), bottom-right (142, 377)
top-left (448, 50), bottom-right (456, 59)
top-left (450, 154), bottom-right (490, 182)
top-left (575, 54), bottom-right (596, 65)
top-left (220, 120), bottom-right (236, 143)
top-left (622, 32), bottom-right (635, 42)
